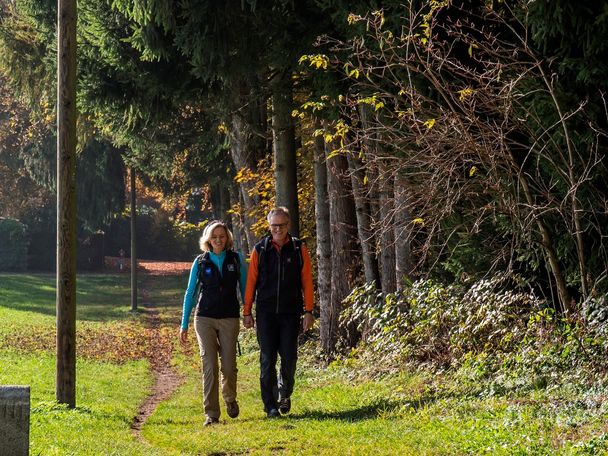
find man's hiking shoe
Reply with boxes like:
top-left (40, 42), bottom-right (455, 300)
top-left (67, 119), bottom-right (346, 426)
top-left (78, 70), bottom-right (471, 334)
top-left (226, 401), bottom-right (240, 418)
top-left (204, 416), bottom-right (219, 426)
top-left (266, 408), bottom-right (280, 418)
top-left (278, 397), bottom-right (291, 414)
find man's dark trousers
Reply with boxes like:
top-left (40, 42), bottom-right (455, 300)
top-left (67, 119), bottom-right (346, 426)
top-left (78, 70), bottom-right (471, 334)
top-left (256, 311), bottom-right (300, 412)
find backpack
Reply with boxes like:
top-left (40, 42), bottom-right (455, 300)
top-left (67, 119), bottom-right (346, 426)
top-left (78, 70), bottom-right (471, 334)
top-left (257, 236), bottom-right (303, 270)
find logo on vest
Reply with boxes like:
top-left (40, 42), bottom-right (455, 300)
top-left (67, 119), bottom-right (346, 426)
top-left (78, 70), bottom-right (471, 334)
top-left (227, 263), bottom-right (235, 272)
top-left (204, 266), bottom-right (213, 276)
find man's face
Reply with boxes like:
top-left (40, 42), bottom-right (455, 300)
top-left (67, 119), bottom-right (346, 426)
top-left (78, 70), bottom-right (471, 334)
top-left (269, 214), bottom-right (290, 244)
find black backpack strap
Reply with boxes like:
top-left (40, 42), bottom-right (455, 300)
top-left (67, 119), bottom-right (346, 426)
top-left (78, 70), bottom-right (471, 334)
top-left (196, 253), bottom-right (208, 277)
top-left (257, 236), bottom-right (303, 269)
top-left (257, 236), bottom-right (271, 269)
top-left (194, 253), bottom-right (207, 300)
top-left (196, 252), bottom-right (208, 265)
top-left (291, 236), bottom-right (303, 269)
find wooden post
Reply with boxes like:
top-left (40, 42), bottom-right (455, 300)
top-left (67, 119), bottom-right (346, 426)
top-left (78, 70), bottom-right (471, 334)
top-left (56, 0), bottom-right (77, 407)
top-left (130, 168), bottom-right (137, 311)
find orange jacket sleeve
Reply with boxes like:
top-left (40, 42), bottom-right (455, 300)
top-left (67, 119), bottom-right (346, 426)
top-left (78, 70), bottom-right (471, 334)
top-left (243, 248), bottom-right (259, 316)
top-left (300, 244), bottom-right (314, 312)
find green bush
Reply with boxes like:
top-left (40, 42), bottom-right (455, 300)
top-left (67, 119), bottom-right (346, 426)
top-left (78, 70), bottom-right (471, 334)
top-left (341, 275), bottom-right (545, 367)
top-left (341, 275), bottom-right (608, 391)
top-left (0, 218), bottom-right (28, 271)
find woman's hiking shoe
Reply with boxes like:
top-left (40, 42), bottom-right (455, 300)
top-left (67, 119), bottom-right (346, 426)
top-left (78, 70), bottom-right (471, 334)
top-left (266, 408), bottom-right (280, 418)
top-left (204, 416), bottom-right (219, 426)
top-left (226, 401), bottom-right (240, 418)
top-left (278, 397), bottom-right (291, 414)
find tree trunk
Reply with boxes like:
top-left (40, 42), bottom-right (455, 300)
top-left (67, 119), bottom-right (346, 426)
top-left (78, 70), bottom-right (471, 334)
top-left (210, 180), bottom-right (231, 221)
top-left (323, 137), bottom-right (359, 356)
top-left (378, 164), bottom-right (397, 294)
top-left (229, 112), bottom-right (262, 249)
top-left (394, 172), bottom-right (413, 289)
top-left (56, 0), bottom-right (77, 408)
top-left (271, 72), bottom-right (299, 236)
top-left (130, 168), bottom-right (137, 312)
top-left (347, 150), bottom-right (380, 287)
top-left (359, 103), bottom-right (397, 293)
top-left (229, 183), bottom-right (248, 254)
top-left (313, 120), bottom-right (331, 352)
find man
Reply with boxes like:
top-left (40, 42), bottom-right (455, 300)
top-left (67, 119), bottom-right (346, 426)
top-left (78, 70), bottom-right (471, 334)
top-left (243, 207), bottom-right (315, 418)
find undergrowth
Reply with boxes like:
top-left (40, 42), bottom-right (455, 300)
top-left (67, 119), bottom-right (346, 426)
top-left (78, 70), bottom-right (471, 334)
top-left (339, 274), bottom-right (608, 393)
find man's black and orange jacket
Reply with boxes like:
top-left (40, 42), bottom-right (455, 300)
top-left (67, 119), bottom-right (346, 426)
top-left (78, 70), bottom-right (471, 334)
top-left (244, 235), bottom-right (314, 316)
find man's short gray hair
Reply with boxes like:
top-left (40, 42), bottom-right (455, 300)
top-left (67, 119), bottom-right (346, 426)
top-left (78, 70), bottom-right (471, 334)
top-left (266, 206), bottom-right (290, 222)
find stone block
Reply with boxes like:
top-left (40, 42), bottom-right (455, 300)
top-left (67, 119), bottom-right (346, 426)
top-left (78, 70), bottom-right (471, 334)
top-left (0, 385), bottom-right (30, 456)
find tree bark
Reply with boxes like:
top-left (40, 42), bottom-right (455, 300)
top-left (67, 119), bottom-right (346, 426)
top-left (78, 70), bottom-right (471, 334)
top-left (209, 180), bottom-right (231, 221)
top-left (271, 72), bottom-right (300, 236)
top-left (313, 120), bottom-right (331, 353)
top-left (229, 111), bottom-right (262, 248)
top-left (130, 168), bottom-right (138, 312)
top-left (346, 150), bottom-right (380, 287)
top-left (324, 137), bottom-right (359, 356)
top-left (229, 183), bottom-right (248, 254)
top-left (378, 163), bottom-right (397, 294)
top-left (394, 172), bottom-right (413, 289)
top-left (56, 0), bottom-right (77, 408)
top-left (360, 104), bottom-right (396, 294)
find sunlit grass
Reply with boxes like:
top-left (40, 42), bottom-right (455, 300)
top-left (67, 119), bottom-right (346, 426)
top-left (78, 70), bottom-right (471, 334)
top-left (0, 272), bottom-right (183, 455)
top-left (0, 350), bottom-right (154, 455)
top-left (145, 338), bottom-right (608, 455)
top-left (1, 272), bottom-right (608, 455)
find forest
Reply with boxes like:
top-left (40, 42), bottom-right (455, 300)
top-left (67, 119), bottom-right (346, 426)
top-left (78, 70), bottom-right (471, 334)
top-left (1, 0), bottom-right (608, 453)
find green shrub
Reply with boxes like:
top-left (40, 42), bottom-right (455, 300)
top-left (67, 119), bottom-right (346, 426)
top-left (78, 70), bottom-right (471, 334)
top-left (341, 275), bottom-right (608, 391)
top-left (0, 218), bottom-right (28, 271)
top-left (341, 275), bottom-right (544, 367)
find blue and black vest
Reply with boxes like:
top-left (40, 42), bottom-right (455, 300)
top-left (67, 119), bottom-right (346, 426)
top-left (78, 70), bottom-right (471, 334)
top-left (254, 236), bottom-right (304, 314)
top-left (195, 250), bottom-right (240, 319)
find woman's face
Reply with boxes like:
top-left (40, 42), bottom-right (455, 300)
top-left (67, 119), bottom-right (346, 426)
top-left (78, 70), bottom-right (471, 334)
top-left (210, 226), bottom-right (227, 253)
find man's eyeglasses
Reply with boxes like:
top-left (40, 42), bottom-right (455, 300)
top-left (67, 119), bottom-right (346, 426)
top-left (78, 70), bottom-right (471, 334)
top-left (270, 222), bottom-right (289, 229)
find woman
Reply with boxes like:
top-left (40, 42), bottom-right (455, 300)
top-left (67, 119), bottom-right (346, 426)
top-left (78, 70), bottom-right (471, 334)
top-left (180, 220), bottom-right (248, 426)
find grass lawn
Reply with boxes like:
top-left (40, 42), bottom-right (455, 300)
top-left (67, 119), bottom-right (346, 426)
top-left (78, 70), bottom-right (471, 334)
top-left (148, 341), bottom-right (608, 456)
top-left (1, 272), bottom-right (608, 455)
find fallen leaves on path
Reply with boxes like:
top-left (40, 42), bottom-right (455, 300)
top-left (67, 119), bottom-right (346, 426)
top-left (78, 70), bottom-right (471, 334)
top-left (104, 257), bottom-right (192, 276)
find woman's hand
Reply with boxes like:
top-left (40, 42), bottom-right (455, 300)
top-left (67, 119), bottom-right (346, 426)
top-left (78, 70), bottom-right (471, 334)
top-left (179, 328), bottom-right (188, 344)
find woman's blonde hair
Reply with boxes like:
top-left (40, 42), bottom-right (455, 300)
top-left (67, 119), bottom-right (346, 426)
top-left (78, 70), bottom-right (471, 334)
top-left (199, 220), bottom-right (234, 252)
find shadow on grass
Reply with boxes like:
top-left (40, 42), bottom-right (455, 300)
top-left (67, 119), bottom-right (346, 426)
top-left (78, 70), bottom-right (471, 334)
top-left (290, 390), bottom-right (463, 422)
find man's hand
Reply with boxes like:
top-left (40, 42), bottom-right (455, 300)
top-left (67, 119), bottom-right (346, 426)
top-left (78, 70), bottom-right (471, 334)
top-left (303, 312), bottom-right (315, 331)
top-left (179, 328), bottom-right (188, 345)
top-left (243, 315), bottom-right (255, 329)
